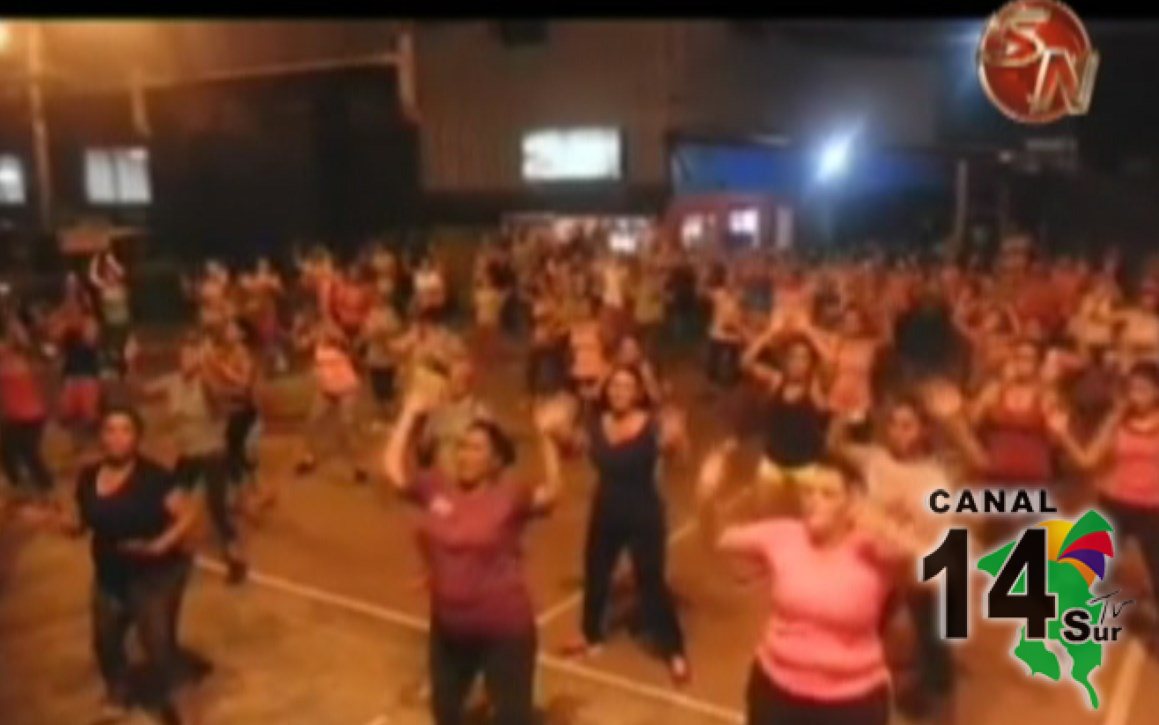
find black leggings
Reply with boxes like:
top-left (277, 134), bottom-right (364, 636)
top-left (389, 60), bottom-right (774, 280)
top-left (224, 405), bottom-right (258, 485)
top-left (582, 501), bottom-right (685, 657)
top-left (173, 453), bottom-right (235, 547)
top-left (429, 623), bottom-right (536, 725)
top-left (527, 344), bottom-right (566, 397)
top-left (92, 560), bottom-right (191, 707)
top-left (368, 366), bottom-right (396, 406)
top-left (707, 339), bottom-right (741, 387)
top-left (0, 419), bottom-right (52, 492)
top-left (906, 587), bottom-right (955, 698)
top-left (745, 663), bottom-right (891, 725)
top-left (1100, 497), bottom-right (1159, 609)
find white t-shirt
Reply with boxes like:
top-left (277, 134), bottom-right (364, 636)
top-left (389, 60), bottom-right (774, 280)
top-left (602, 263), bottom-right (627, 310)
top-left (860, 446), bottom-right (952, 554)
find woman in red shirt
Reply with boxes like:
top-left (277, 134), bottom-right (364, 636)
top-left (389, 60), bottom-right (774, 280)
top-left (0, 319), bottom-right (53, 498)
top-left (1048, 361), bottom-right (1159, 619)
top-left (384, 388), bottom-right (564, 725)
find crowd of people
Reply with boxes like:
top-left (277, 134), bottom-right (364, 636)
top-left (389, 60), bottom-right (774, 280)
top-left (2, 224), bottom-right (1159, 725)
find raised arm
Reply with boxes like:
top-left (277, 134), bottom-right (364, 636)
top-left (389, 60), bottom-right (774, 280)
top-left (797, 315), bottom-right (837, 363)
top-left (827, 413), bottom-right (874, 471)
top-left (658, 405), bottom-right (690, 460)
top-left (530, 409), bottom-right (566, 514)
top-left (966, 380), bottom-right (1002, 428)
top-left (1047, 403), bottom-right (1122, 473)
top-left (924, 380), bottom-right (991, 474)
top-left (695, 437), bottom-right (740, 552)
top-left (383, 393), bottom-right (433, 492)
top-left (741, 326), bottom-right (783, 391)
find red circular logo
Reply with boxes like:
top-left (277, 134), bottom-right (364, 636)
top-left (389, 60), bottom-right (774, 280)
top-left (977, 0), bottom-right (1099, 124)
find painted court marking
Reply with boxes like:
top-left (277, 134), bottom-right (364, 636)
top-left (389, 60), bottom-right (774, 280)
top-left (196, 558), bottom-right (744, 724)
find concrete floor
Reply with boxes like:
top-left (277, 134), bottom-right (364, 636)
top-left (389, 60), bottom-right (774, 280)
top-left (1, 338), bottom-right (1156, 724)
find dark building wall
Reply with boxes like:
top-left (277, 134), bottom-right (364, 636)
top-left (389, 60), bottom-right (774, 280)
top-left (0, 21), bottom-right (415, 263)
top-left (0, 68), bottom-right (418, 264)
top-left (147, 69), bottom-right (419, 264)
top-left (414, 21), bottom-right (939, 222)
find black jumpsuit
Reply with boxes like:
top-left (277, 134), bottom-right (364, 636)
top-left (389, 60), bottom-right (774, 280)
top-left (581, 413), bottom-right (685, 658)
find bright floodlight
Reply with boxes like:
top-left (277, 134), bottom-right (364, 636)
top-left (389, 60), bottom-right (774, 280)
top-left (817, 135), bottom-right (853, 182)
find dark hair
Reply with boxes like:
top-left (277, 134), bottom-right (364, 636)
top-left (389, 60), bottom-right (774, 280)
top-left (887, 394), bottom-right (927, 422)
top-left (599, 364), bottom-right (652, 411)
top-left (466, 419), bottom-right (517, 468)
top-left (779, 335), bottom-right (819, 369)
top-left (1127, 361), bottom-right (1159, 388)
top-left (100, 404), bottom-right (145, 437)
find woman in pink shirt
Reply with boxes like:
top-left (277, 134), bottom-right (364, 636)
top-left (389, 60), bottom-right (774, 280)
top-left (1048, 361), bottom-right (1159, 617)
top-left (697, 440), bottom-right (916, 725)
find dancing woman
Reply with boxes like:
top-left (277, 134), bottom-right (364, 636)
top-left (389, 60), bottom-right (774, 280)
top-left (1047, 362), bottom-right (1159, 623)
top-left (545, 364), bottom-right (690, 683)
top-left (203, 320), bottom-right (260, 491)
top-left (828, 398), bottom-right (957, 718)
top-left (35, 407), bottom-right (198, 724)
top-left (384, 389), bottom-right (564, 725)
top-left (696, 439), bottom-right (924, 725)
top-left (740, 329), bottom-right (830, 511)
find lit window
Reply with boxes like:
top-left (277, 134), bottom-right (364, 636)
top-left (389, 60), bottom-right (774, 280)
top-left (522, 128), bottom-right (621, 182)
top-left (85, 147), bottom-right (151, 205)
top-left (729, 208), bottom-right (760, 236)
top-left (0, 155), bottom-right (26, 204)
top-left (681, 216), bottom-right (705, 246)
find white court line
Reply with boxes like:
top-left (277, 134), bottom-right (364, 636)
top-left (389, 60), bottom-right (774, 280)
top-left (1103, 637), bottom-right (1147, 725)
top-left (195, 558), bottom-right (745, 724)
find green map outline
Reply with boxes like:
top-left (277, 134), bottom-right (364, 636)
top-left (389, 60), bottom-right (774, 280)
top-left (976, 513), bottom-right (1114, 711)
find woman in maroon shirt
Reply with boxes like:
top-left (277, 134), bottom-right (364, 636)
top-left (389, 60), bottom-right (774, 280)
top-left (384, 388), bottom-right (564, 725)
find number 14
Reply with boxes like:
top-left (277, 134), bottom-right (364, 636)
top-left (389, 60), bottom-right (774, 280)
top-left (922, 528), bottom-right (1058, 639)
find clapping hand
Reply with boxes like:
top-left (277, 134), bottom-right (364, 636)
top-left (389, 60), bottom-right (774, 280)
top-left (119, 537), bottom-right (168, 558)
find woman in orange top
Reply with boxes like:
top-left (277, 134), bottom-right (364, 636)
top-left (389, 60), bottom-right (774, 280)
top-left (295, 324), bottom-right (368, 484)
top-left (203, 320), bottom-right (260, 492)
top-left (800, 304), bottom-right (890, 427)
top-left (331, 267), bottom-right (373, 344)
top-left (0, 318), bottom-right (53, 499)
top-left (569, 303), bottom-right (609, 395)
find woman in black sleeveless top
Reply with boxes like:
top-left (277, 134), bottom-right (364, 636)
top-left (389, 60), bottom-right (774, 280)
top-left (549, 365), bottom-right (690, 684)
top-left (741, 330), bottom-right (831, 511)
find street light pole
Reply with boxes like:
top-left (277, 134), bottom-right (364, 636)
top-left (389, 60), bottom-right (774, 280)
top-left (26, 22), bottom-right (52, 233)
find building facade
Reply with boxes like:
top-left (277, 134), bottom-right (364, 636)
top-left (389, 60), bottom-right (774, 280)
top-left (414, 21), bottom-right (940, 219)
top-left (0, 20), bottom-right (944, 262)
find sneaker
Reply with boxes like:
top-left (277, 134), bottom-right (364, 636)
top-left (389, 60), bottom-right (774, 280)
top-left (668, 656), bottom-right (691, 687)
top-left (95, 694), bottom-right (130, 723)
top-left (558, 638), bottom-right (602, 659)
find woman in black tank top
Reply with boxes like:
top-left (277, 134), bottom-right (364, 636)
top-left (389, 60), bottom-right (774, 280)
top-left (547, 365), bottom-right (690, 684)
top-left (742, 330), bottom-right (831, 510)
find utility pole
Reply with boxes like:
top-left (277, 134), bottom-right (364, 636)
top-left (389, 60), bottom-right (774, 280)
top-left (26, 22), bottom-right (52, 233)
